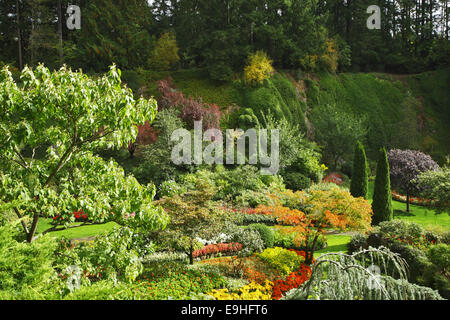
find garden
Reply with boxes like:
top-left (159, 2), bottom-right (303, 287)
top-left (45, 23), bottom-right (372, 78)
top-left (0, 62), bottom-right (448, 301)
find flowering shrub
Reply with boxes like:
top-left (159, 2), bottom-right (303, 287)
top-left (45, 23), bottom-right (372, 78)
top-left (52, 210), bottom-right (89, 225)
top-left (207, 280), bottom-right (273, 300)
top-left (271, 264), bottom-right (312, 300)
top-left (258, 247), bottom-right (305, 276)
top-left (193, 243), bottom-right (243, 259)
top-left (323, 172), bottom-right (344, 185)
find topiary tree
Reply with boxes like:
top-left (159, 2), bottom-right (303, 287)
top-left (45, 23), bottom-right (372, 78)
top-left (0, 64), bottom-right (168, 242)
top-left (372, 147), bottom-right (393, 225)
top-left (387, 149), bottom-right (440, 212)
top-left (350, 141), bottom-right (369, 199)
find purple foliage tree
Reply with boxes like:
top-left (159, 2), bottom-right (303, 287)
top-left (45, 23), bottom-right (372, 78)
top-left (387, 149), bottom-right (440, 212)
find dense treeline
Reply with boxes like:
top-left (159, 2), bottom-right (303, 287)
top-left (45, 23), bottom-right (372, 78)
top-left (1, 0), bottom-right (449, 78)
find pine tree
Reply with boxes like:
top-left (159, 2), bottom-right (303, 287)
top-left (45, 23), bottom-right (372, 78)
top-left (372, 147), bottom-right (393, 225)
top-left (350, 141), bottom-right (368, 199)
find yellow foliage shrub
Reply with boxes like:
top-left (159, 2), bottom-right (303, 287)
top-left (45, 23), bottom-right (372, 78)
top-left (207, 280), bottom-right (273, 300)
top-left (243, 51), bottom-right (274, 86)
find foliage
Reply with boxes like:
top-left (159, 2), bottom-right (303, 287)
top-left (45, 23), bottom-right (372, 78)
top-left (420, 244), bottom-right (450, 299)
top-left (248, 224), bottom-right (275, 249)
top-left (372, 148), bottom-right (394, 225)
top-left (282, 172), bottom-right (311, 191)
top-left (272, 263), bottom-right (312, 300)
top-left (243, 51), bottom-right (274, 86)
top-left (136, 264), bottom-right (226, 300)
top-left (57, 227), bottom-right (148, 284)
top-left (350, 141), bottom-right (369, 199)
top-left (226, 225), bottom-right (265, 257)
top-left (416, 167), bottom-right (450, 214)
top-left (207, 280), bottom-right (273, 300)
top-left (0, 64), bottom-right (166, 241)
top-left (258, 247), bottom-right (305, 276)
top-left (149, 32), bottom-right (180, 71)
top-left (283, 247), bottom-right (443, 300)
top-left (133, 108), bottom-right (187, 187)
top-left (155, 181), bottom-right (233, 263)
top-left (318, 38), bottom-right (339, 73)
top-left (0, 222), bottom-right (59, 299)
top-left (309, 103), bottom-right (367, 169)
top-left (193, 243), bottom-right (242, 260)
top-left (387, 149), bottom-right (440, 211)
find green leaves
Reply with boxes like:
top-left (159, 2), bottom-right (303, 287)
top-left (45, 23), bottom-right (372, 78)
top-left (0, 64), bottom-right (165, 239)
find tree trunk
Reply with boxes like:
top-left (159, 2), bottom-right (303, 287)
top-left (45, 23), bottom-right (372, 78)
top-left (15, 0), bottom-right (23, 70)
top-left (189, 242), bottom-right (194, 265)
top-left (406, 190), bottom-right (410, 212)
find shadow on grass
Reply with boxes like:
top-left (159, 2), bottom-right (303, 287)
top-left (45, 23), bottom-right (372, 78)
top-left (394, 209), bottom-right (416, 217)
top-left (316, 243), bottom-right (349, 255)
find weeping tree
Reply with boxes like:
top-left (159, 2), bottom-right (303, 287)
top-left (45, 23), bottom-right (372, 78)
top-left (282, 247), bottom-right (444, 300)
top-left (387, 149), bottom-right (440, 213)
top-left (0, 64), bottom-right (169, 242)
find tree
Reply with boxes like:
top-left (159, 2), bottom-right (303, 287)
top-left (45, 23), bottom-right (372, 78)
top-left (0, 64), bottom-right (168, 242)
top-left (387, 149), bottom-right (440, 212)
top-left (310, 104), bottom-right (367, 170)
top-left (243, 51), bottom-right (274, 86)
top-left (372, 147), bottom-right (393, 225)
top-left (155, 181), bottom-right (230, 264)
top-left (416, 166), bottom-right (450, 214)
top-left (350, 141), bottom-right (369, 199)
top-left (149, 32), bottom-right (180, 71)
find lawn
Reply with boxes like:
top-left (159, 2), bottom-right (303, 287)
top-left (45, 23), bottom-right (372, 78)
top-left (314, 234), bottom-right (352, 258)
top-left (368, 181), bottom-right (450, 230)
top-left (36, 218), bottom-right (119, 240)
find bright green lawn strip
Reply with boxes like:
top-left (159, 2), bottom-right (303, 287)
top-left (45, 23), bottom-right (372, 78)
top-left (36, 218), bottom-right (118, 240)
top-left (314, 235), bottom-right (352, 258)
top-left (368, 181), bottom-right (450, 230)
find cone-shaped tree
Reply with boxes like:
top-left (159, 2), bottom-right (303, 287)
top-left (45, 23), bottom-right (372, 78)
top-left (372, 147), bottom-right (393, 225)
top-left (350, 141), bottom-right (369, 199)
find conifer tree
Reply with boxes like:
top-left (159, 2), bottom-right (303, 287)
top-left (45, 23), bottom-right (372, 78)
top-left (372, 147), bottom-right (393, 225)
top-left (350, 141), bottom-right (369, 199)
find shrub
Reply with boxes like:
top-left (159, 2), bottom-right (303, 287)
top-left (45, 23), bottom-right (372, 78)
top-left (207, 280), bottom-right (273, 300)
top-left (372, 147), bottom-right (393, 225)
top-left (227, 226), bottom-right (265, 257)
top-left (420, 244), bottom-right (450, 299)
top-left (350, 141), bottom-right (369, 199)
top-left (249, 224), bottom-right (275, 248)
top-left (258, 247), bottom-right (305, 276)
top-left (282, 172), bottom-right (311, 191)
top-left (148, 32), bottom-right (180, 71)
top-left (348, 233), bottom-right (369, 254)
top-left (243, 51), bottom-right (274, 86)
top-left (0, 222), bottom-right (59, 299)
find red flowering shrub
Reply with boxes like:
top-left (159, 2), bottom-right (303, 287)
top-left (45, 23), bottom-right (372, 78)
top-left (52, 210), bottom-right (89, 224)
top-left (156, 77), bottom-right (221, 130)
top-left (271, 250), bottom-right (313, 300)
top-left (193, 243), bottom-right (243, 259)
top-left (323, 172), bottom-right (343, 185)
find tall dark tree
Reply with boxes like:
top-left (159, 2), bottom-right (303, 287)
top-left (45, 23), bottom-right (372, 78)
top-left (372, 147), bottom-right (393, 225)
top-left (350, 141), bottom-right (369, 199)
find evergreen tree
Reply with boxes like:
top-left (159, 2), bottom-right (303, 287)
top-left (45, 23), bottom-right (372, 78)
top-left (372, 147), bottom-right (393, 225)
top-left (350, 141), bottom-right (369, 199)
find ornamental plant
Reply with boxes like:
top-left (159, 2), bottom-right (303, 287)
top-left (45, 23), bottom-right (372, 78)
top-left (0, 64), bottom-right (168, 242)
top-left (350, 141), bottom-right (369, 199)
top-left (243, 51), bottom-right (274, 86)
top-left (387, 149), bottom-right (439, 212)
top-left (372, 147), bottom-right (393, 225)
top-left (207, 280), bottom-right (273, 300)
top-left (258, 247), bottom-right (305, 276)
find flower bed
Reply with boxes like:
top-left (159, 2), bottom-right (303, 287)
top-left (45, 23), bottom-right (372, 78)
top-left (323, 173), bottom-right (344, 185)
top-left (391, 191), bottom-right (435, 207)
top-left (271, 250), bottom-right (313, 300)
top-left (193, 243), bottom-right (243, 260)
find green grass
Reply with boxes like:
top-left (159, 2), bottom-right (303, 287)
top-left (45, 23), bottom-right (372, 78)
top-left (36, 218), bottom-right (119, 240)
top-left (368, 181), bottom-right (450, 230)
top-left (314, 235), bottom-right (352, 258)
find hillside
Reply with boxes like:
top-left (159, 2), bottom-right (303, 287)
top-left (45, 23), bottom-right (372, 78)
top-left (123, 68), bottom-right (449, 166)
